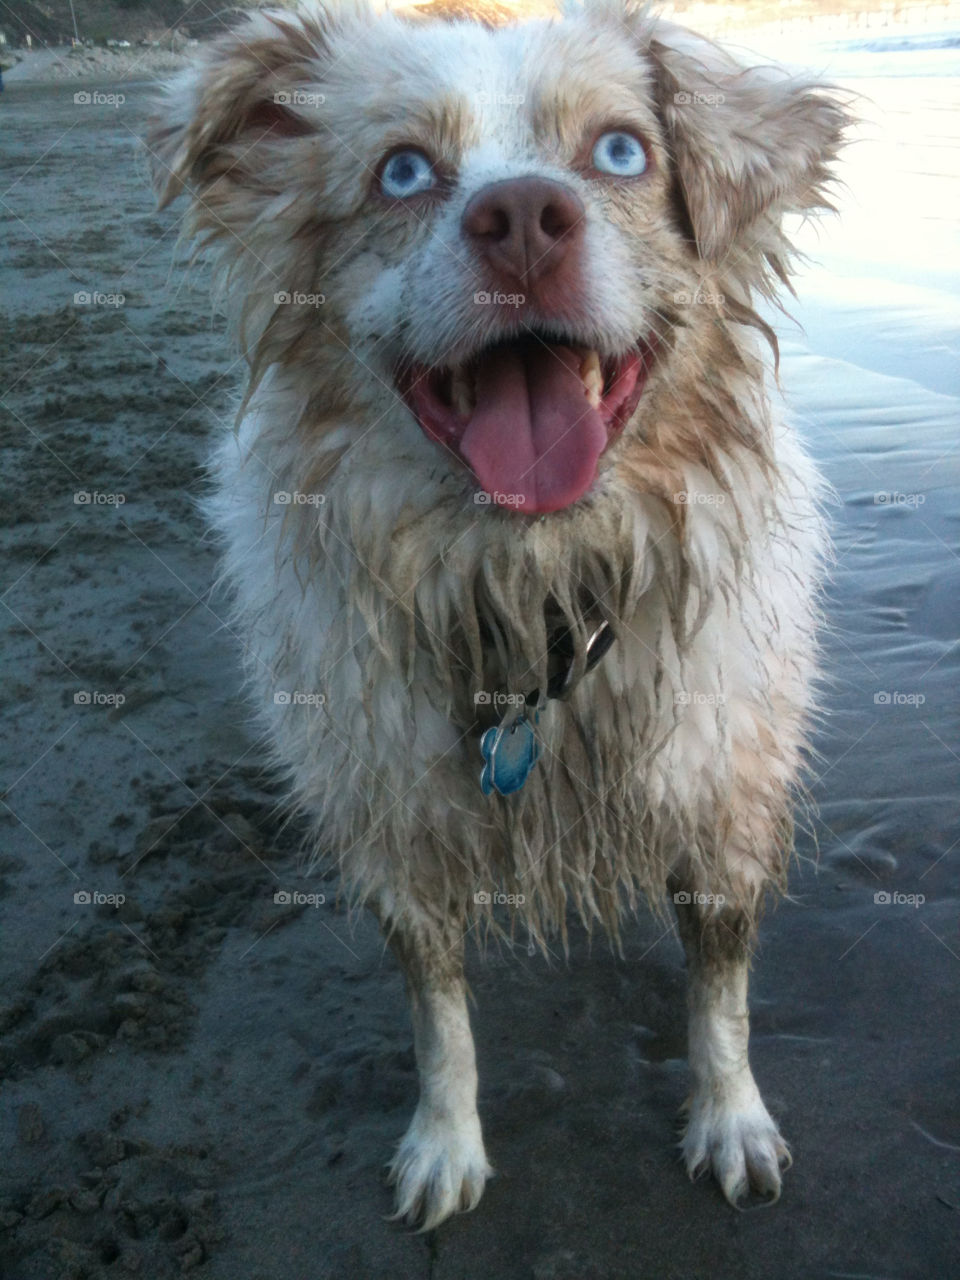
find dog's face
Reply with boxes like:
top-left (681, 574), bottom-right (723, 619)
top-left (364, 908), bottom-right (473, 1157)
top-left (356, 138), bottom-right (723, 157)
top-left (149, 0), bottom-right (846, 516)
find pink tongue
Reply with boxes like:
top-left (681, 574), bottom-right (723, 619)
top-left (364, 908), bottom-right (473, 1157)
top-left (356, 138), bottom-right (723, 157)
top-left (460, 343), bottom-right (606, 514)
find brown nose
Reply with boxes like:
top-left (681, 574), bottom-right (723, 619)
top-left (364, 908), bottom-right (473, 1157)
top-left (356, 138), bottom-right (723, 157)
top-left (462, 177), bottom-right (584, 286)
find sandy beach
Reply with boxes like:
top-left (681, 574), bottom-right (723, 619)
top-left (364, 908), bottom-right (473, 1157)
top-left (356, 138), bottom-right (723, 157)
top-left (0, 14), bottom-right (958, 1280)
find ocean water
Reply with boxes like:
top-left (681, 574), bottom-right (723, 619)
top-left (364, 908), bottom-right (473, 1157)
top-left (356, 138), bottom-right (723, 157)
top-left (760, 29), bottom-right (959, 948)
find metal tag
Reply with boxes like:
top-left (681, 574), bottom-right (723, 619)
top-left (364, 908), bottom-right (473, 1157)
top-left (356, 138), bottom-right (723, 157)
top-left (479, 712), bottom-right (541, 796)
top-left (476, 620), bottom-right (615, 797)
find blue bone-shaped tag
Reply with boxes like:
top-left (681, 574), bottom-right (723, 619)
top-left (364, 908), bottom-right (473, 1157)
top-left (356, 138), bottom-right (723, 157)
top-left (479, 712), bottom-right (540, 796)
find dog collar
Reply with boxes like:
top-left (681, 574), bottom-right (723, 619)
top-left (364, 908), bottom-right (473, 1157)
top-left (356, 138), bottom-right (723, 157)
top-left (479, 621), bottom-right (615, 797)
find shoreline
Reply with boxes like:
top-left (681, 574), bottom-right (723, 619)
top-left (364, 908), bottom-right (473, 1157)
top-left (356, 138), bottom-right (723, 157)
top-left (3, 0), bottom-right (959, 84)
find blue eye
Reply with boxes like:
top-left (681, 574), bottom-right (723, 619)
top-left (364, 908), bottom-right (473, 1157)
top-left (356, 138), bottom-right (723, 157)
top-left (380, 148), bottom-right (436, 198)
top-left (591, 130), bottom-right (648, 177)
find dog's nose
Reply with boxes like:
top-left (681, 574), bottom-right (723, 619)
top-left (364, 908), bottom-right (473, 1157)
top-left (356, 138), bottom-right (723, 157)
top-left (462, 177), bottom-right (584, 285)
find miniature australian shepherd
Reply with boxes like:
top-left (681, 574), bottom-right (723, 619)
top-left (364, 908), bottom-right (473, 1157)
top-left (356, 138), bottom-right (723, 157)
top-left (148, 0), bottom-right (849, 1229)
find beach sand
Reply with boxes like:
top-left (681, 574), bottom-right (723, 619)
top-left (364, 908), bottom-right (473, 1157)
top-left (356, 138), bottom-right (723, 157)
top-left (0, 23), bottom-right (957, 1280)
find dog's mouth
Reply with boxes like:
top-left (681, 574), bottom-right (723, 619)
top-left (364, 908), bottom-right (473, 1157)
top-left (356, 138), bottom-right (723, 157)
top-left (397, 332), bottom-right (656, 514)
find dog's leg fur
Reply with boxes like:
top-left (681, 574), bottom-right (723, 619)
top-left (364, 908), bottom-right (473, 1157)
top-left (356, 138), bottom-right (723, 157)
top-left (670, 873), bottom-right (791, 1204)
top-left (376, 905), bottom-right (492, 1229)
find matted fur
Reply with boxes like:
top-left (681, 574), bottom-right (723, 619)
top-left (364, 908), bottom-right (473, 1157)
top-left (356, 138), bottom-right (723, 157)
top-left (146, 0), bottom-right (848, 953)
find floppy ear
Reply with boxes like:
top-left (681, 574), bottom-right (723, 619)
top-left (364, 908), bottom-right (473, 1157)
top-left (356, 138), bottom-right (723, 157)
top-left (145, 8), bottom-right (333, 212)
top-left (645, 26), bottom-right (851, 267)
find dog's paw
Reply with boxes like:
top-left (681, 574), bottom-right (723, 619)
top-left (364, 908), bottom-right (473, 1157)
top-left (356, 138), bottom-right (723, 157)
top-left (387, 1105), bottom-right (493, 1231)
top-left (681, 1085), bottom-right (791, 1206)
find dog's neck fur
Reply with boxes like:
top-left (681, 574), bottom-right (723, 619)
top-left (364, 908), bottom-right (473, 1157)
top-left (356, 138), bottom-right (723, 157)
top-left (251, 307), bottom-right (772, 724)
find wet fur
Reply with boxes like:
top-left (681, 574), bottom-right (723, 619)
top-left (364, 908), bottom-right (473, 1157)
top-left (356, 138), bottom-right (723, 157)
top-left (147, 0), bottom-right (850, 1225)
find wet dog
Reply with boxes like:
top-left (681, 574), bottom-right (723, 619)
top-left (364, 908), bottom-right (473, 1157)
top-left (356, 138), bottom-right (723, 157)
top-left (148, 0), bottom-right (848, 1228)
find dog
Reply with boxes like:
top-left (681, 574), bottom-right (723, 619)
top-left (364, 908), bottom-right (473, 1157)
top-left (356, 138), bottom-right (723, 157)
top-left (147, 0), bottom-right (849, 1229)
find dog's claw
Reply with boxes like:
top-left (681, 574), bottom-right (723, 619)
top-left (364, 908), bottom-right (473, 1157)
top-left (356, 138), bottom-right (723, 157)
top-left (387, 1106), bottom-right (492, 1231)
top-left (681, 1088), bottom-right (790, 1207)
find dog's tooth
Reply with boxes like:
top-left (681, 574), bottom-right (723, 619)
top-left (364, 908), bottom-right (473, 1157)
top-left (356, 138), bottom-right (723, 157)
top-left (580, 349), bottom-right (601, 379)
top-left (451, 366), bottom-right (474, 418)
top-left (580, 350), bottom-right (603, 409)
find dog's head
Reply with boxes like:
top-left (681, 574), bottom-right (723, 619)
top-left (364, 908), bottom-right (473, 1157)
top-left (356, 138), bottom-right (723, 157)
top-left (147, 0), bottom-right (849, 517)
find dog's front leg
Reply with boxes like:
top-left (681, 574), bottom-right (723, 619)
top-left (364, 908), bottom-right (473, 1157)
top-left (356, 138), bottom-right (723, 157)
top-left (375, 905), bottom-right (492, 1229)
top-left (670, 880), bottom-right (791, 1204)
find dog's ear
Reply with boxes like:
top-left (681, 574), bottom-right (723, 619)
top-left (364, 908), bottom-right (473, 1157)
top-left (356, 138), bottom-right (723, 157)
top-left (645, 27), bottom-right (850, 265)
top-left (145, 9), bottom-right (333, 211)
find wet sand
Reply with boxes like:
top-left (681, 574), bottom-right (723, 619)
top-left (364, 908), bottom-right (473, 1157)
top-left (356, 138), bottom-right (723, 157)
top-left (0, 26), bottom-right (958, 1280)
